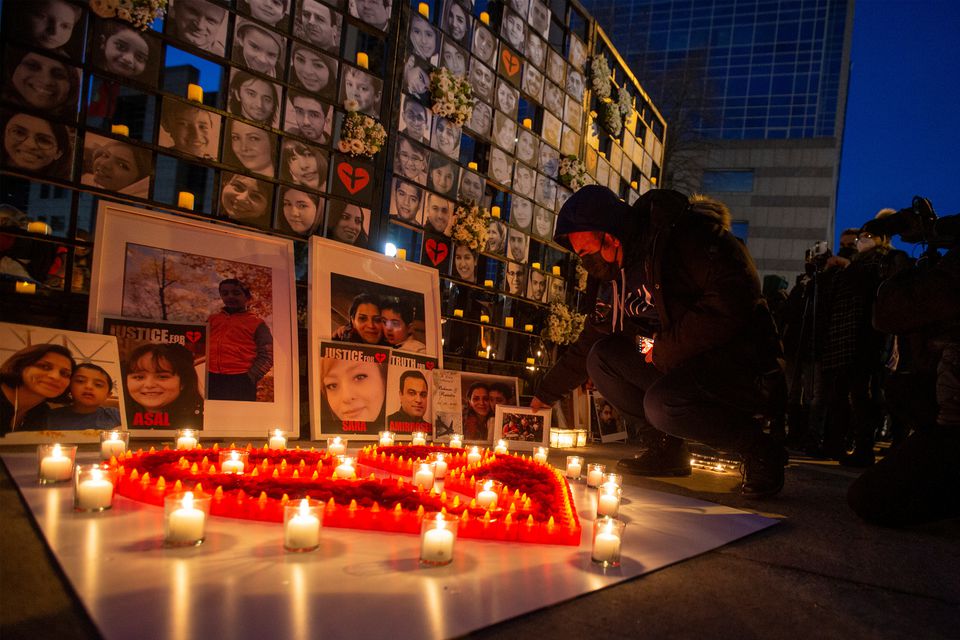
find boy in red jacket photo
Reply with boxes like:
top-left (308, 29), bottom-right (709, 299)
top-left (207, 278), bottom-right (274, 401)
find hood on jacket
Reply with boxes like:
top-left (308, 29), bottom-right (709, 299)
top-left (554, 185), bottom-right (634, 249)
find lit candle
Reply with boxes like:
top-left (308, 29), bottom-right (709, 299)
top-left (39, 444), bottom-right (73, 482)
top-left (15, 281), bottom-right (36, 295)
top-left (413, 463), bottom-right (435, 491)
top-left (284, 499), bottom-right (320, 551)
top-left (430, 453), bottom-right (448, 479)
top-left (630, 180), bottom-right (638, 190)
top-left (187, 83), bottom-right (203, 102)
top-left (467, 446), bottom-right (482, 464)
top-left (100, 431), bottom-right (126, 459)
top-left (166, 492), bottom-right (206, 545)
top-left (221, 451), bottom-right (245, 474)
top-left (420, 514), bottom-right (455, 565)
top-left (597, 482), bottom-right (621, 517)
top-left (650, 176), bottom-right (658, 185)
top-left (334, 455), bottom-right (357, 480)
top-left (565, 455), bottom-right (583, 479)
top-left (468, 161), bottom-right (478, 170)
top-left (356, 52), bottom-right (369, 69)
top-left (411, 432), bottom-right (427, 446)
top-left (178, 191), bottom-right (195, 210)
top-left (533, 447), bottom-right (548, 464)
top-left (602, 472), bottom-right (623, 487)
top-left (484, 279), bottom-right (494, 288)
top-left (379, 430), bottom-right (395, 446)
top-left (479, 11), bottom-right (489, 24)
top-left (524, 324), bottom-right (534, 332)
top-left (526, 357), bottom-right (536, 365)
top-left (505, 316), bottom-right (514, 328)
top-left (449, 434), bottom-right (463, 448)
top-left (586, 463), bottom-right (606, 487)
top-left (491, 206), bottom-right (501, 218)
top-left (480, 314), bottom-right (490, 323)
top-left (268, 429), bottom-right (287, 450)
top-left (494, 439), bottom-right (508, 455)
top-left (111, 124), bottom-right (129, 136)
top-left (75, 467), bottom-right (114, 511)
top-left (475, 480), bottom-right (498, 509)
top-left (327, 437), bottom-right (346, 456)
top-left (176, 430), bottom-right (198, 450)
top-left (453, 309), bottom-right (464, 318)
top-left (26, 221), bottom-right (51, 234)
top-left (418, 2), bottom-right (429, 18)
top-left (552, 265), bottom-right (561, 276)
top-left (531, 262), bottom-right (541, 271)
top-left (591, 518), bottom-right (623, 565)
top-left (522, 118), bottom-right (532, 129)
top-left (396, 248), bottom-right (407, 260)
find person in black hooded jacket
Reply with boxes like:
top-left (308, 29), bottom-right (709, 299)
top-left (531, 185), bottom-right (788, 496)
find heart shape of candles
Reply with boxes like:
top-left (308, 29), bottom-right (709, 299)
top-left (110, 444), bottom-right (580, 545)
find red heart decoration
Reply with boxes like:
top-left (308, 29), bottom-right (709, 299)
top-left (501, 50), bottom-right (520, 77)
top-left (374, 351), bottom-right (387, 363)
top-left (424, 361), bottom-right (435, 370)
top-left (185, 331), bottom-right (201, 343)
top-left (424, 238), bottom-right (449, 266)
top-left (337, 162), bottom-right (371, 194)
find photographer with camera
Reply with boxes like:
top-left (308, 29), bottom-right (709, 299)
top-left (847, 197), bottom-right (960, 526)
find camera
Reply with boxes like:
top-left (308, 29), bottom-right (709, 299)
top-left (803, 240), bottom-right (832, 274)
top-left (862, 196), bottom-right (959, 248)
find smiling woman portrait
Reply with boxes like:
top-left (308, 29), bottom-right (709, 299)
top-left (0, 344), bottom-right (75, 434)
top-left (1, 110), bottom-right (75, 179)
top-left (3, 47), bottom-right (81, 118)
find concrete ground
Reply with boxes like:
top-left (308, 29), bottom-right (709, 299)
top-left (2, 441), bottom-right (959, 640)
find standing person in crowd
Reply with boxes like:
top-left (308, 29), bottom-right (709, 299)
top-left (45, 364), bottom-right (122, 429)
top-left (207, 278), bottom-right (274, 402)
top-left (530, 186), bottom-right (787, 497)
top-left (0, 344), bottom-right (74, 434)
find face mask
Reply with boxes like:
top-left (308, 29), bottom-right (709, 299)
top-left (580, 252), bottom-right (620, 282)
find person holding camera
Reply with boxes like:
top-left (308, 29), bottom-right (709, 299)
top-left (530, 186), bottom-right (788, 497)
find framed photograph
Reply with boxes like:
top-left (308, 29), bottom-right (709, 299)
top-left (458, 169), bottom-right (485, 205)
top-left (441, 0), bottom-right (471, 49)
top-left (339, 65), bottom-right (383, 117)
top-left (279, 138), bottom-right (330, 192)
top-left (522, 64), bottom-right (544, 103)
top-left (486, 219), bottom-right (508, 255)
top-left (492, 110), bottom-right (517, 153)
top-left (284, 91), bottom-right (333, 144)
top-left (423, 192), bottom-right (455, 236)
top-left (465, 99), bottom-right (492, 138)
top-left (555, 184), bottom-right (572, 212)
top-left (526, 267), bottom-right (547, 301)
top-left (547, 275), bottom-right (565, 303)
top-left (441, 40), bottom-right (469, 77)
top-left (0, 110), bottom-right (76, 180)
top-left (3, 46), bottom-right (82, 121)
top-left (495, 80), bottom-right (520, 119)
top-left (232, 18), bottom-right (284, 78)
top-left (309, 237), bottom-right (443, 436)
top-left (324, 199), bottom-right (371, 247)
top-left (389, 177), bottom-right (425, 225)
top-left (525, 32), bottom-right (546, 69)
top-left (430, 116), bottom-right (462, 159)
top-left (543, 80), bottom-right (563, 117)
top-left (347, 0), bottom-right (392, 31)
top-left (560, 125), bottom-right (581, 157)
top-left (532, 204), bottom-right (555, 240)
top-left (88, 201), bottom-right (299, 439)
top-left (488, 146), bottom-right (513, 187)
top-left (502, 261), bottom-right (526, 296)
top-left (509, 196), bottom-right (533, 232)
top-left (278, 186), bottom-right (325, 236)
top-left (538, 141), bottom-right (559, 177)
top-left (295, 0), bottom-right (342, 54)
top-left (527, 0), bottom-right (551, 39)
top-left (591, 392), bottom-right (628, 443)
top-left (401, 55), bottom-right (431, 101)
top-left (5, 0), bottom-right (86, 59)
top-left (385, 352), bottom-right (438, 434)
top-left (451, 243), bottom-right (478, 283)
top-left (460, 372), bottom-right (520, 443)
top-left (428, 154), bottom-right (460, 199)
top-left (158, 98), bottom-right (222, 161)
top-left (80, 133), bottom-right (152, 199)
top-left (317, 340), bottom-right (390, 435)
top-left (541, 111), bottom-right (562, 149)
top-left (507, 0), bottom-right (529, 18)
top-left (513, 162), bottom-right (535, 199)
top-left (564, 93), bottom-right (583, 131)
top-left (394, 136), bottom-right (429, 185)
top-left (238, 0), bottom-right (292, 30)
top-left (471, 25), bottom-right (497, 69)
top-left (222, 118), bottom-right (278, 178)
top-left (227, 68), bottom-right (282, 128)
top-left (506, 228), bottom-right (529, 264)
top-left (494, 405), bottom-right (550, 450)
top-left (0, 321), bottom-right (125, 443)
top-left (469, 59), bottom-right (495, 103)
top-left (289, 44), bottom-right (339, 101)
top-left (568, 35), bottom-right (588, 70)
top-left (535, 173), bottom-right (557, 210)
top-left (500, 9), bottom-right (526, 53)
top-left (408, 14), bottom-right (440, 64)
top-left (166, 0), bottom-right (229, 57)
top-left (516, 128), bottom-right (539, 165)
top-left (546, 48), bottom-right (565, 86)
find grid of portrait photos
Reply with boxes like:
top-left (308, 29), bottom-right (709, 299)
top-left (0, 0), bottom-right (397, 251)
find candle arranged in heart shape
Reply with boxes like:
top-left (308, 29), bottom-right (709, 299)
top-left (429, 452), bottom-right (448, 479)
top-left (413, 462), bottom-right (435, 491)
top-left (176, 429), bottom-right (198, 451)
top-left (467, 446), bottom-right (482, 465)
top-left (327, 437), bottom-right (347, 456)
top-left (494, 439), bottom-right (508, 455)
top-left (379, 430), bottom-right (395, 446)
top-left (533, 446), bottom-right (549, 464)
top-left (411, 432), bottom-right (427, 446)
top-left (475, 479), bottom-right (502, 509)
top-left (99, 430), bottom-right (128, 460)
top-left (448, 434), bottom-right (463, 449)
top-left (335, 455), bottom-right (357, 480)
top-left (586, 463), bottom-right (607, 488)
top-left (219, 450), bottom-right (246, 474)
top-left (268, 429), bottom-right (287, 450)
top-left (284, 499), bottom-right (321, 552)
top-left (165, 491), bottom-right (209, 546)
top-left (565, 455), bottom-right (583, 480)
top-left (420, 512), bottom-right (457, 566)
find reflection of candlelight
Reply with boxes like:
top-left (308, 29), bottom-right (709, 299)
top-left (524, 324), bottom-right (534, 332)
top-left (418, 2), bottom-right (429, 17)
top-left (15, 281), bottom-right (36, 295)
top-left (111, 124), bottom-right (129, 136)
top-left (356, 52), bottom-right (369, 69)
top-left (178, 192), bottom-right (195, 210)
top-left (187, 83), bottom-right (203, 103)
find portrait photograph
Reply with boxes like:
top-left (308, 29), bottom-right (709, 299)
top-left (295, 0), bottom-right (342, 54)
top-left (347, 0), bottom-right (393, 32)
top-left (0, 321), bottom-right (125, 442)
top-left (471, 24), bottom-right (497, 69)
top-left (428, 154), bottom-right (460, 199)
top-left (560, 125), bottom-right (581, 157)
top-left (526, 267), bottom-right (548, 302)
top-left (232, 18), bottom-right (284, 78)
top-left (431, 116), bottom-right (462, 159)
top-left (535, 174), bottom-right (557, 210)
top-left (289, 43), bottom-right (339, 101)
top-left (512, 162), bottom-right (535, 199)
top-left (385, 353), bottom-right (437, 434)
top-left (238, 0), bottom-right (291, 29)
top-left (1, 110), bottom-right (76, 180)
top-left (394, 135), bottom-right (429, 185)
top-left (541, 109), bottom-right (562, 149)
top-left (488, 146), bottom-right (513, 188)
top-left (458, 169), bottom-right (485, 205)
top-left (89, 202), bottom-right (298, 438)
top-left (495, 80), bottom-right (520, 119)
top-left (469, 59), bottom-right (495, 103)
top-left (564, 93), bottom-right (584, 130)
top-left (554, 184), bottom-right (572, 212)
top-left (2, 47), bottom-right (82, 119)
top-left (591, 392), bottom-right (628, 443)
top-left (516, 128), bottom-right (539, 166)
top-left (543, 80), bottom-right (563, 117)
top-left (506, 227), bottom-right (529, 264)
top-left (538, 140), bottom-right (559, 177)
top-left (441, 0), bottom-right (471, 49)
top-left (5, 0), bottom-right (86, 59)
top-left (502, 260), bottom-right (525, 296)
top-left (441, 40), bottom-right (469, 78)
top-left (166, 0), bottom-right (229, 57)
top-left (500, 9), bottom-right (526, 54)
top-left (284, 91), bottom-right (332, 144)
top-left (532, 204), bottom-right (555, 239)
top-left (527, 0), bottom-right (551, 38)
top-left (80, 133), bottom-right (152, 199)
top-left (317, 340), bottom-right (389, 435)
top-left (507, 0), bottom-right (529, 18)
top-left (568, 35), bottom-right (588, 70)
top-left (401, 55), bottom-right (432, 101)
top-left (492, 110), bottom-right (517, 153)
top-left (525, 31), bottom-right (546, 69)
top-left (465, 99), bottom-right (492, 138)
top-left (278, 186), bottom-right (324, 236)
top-left (566, 68), bottom-right (585, 99)
top-left (485, 218), bottom-right (507, 255)
top-left (90, 18), bottom-right (162, 87)
top-left (222, 118), bottom-right (278, 178)
top-left (325, 199), bottom-right (371, 247)
top-left (547, 275), bottom-right (565, 303)
top-left (158, 98), bottom-right (222, 161)
top-left (339, 65), bottom-right (383, 117)
top-left (451, 243), bottom-right (478, 283)
top-left (509, 195), bottom-right (533, 232)
top-left (280, 138), bottom-right (330, 191)
top-left (408, 14), bottom-right (440, 65)
top-left (227, 68), bottom-right (282, 129)
top-left (494, 405), bottom-right (550, 450)
top-left (219, 172), bottom-right (274, 229)
top-left (459, 372), bottom-right (520, 443)
top-left (422, 192), bottom-right (455, 236)
top-left (522, 63), bottom-right (544, 103)
top-left (546, 48), bottom-right (565, 86)
top-left (389, 177), bottom-right (424, 225)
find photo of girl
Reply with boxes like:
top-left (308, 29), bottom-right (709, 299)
top-left (465, 100), bottom-right (492, 137)
top-left (222, 119), bottom-right (277, 178)
top-left (452, 243), bottom-right (477, 283)
top-left (408, 15), bottom-right (440, 65)
top-left (492, 110), bottom-right (517, 153)
top-left (326, 200), bottom-right (370, 247)
top-left (0, 344), bottom-right (74, 434)
top-left (122, 343), bottom-right (203, 429)
top-left (320, 347), bottom-right (387, 430)
top-left (402, 56), bottom-right (431, 101)
top-left (485, 218), bottom-right (507, 254)
top-left (339, 66), bottom-right (383, 117)
top-left (458, 170), bottom-right (484, 205)
top-left (91, 19), bottom-right (160, 86)
top-left (238, 0), bottom-right (291, 29)
top-left (228, 70), bottom-right (281, 128)
top-left (44, 364), bottom-right (122, 430)
top-left (3, 48), bottom-right (81, 118)
top-left (80, 133), bottom-right (152, 198)
top-left (279, 186), bottom-right (323, 235)
top-left (440, 41), bottom-right (468, 78)
top-left (501, 10), bottom-right (526, 54)
top-left (431, 117), bottom-right (461, 158)
top-left (290, 44), bottom-right (338, 101)
top-left (7, 0), bottom-right (84, 58)
top-left (1, 111), bottom-right (75, 180)
top-left (233, 19), bottom-right (284, 78)
top-left (219, 172), bottom-right (274, 229)
top-left (428, 154), bottom-right (459, 198)
top-left (280, 139), bottom-right (329, 191)
top-left (441, 0), bottom-right (470, 48)
top-left (472, 25), bottom-right (497, 69)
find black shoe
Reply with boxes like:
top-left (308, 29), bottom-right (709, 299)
top-left (618, 436), bottom-right (691, 477)
top-left (741, 435), bottom-right (788, 497)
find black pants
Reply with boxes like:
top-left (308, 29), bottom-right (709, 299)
top-left (585, 334), bottom-right (776, 453)
top-left (208, 372), bottom-right (257, 401)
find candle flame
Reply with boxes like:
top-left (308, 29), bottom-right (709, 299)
top-left (230, 451), bottom-right (240, 462)
top-left (109, 431), bottom-right (119, 439)
top-left (483, 480), bottom-right (494, 491)
top-left (52, 443), bottom-right (62, 457)
top-left (91, 467), bottom-right (103, 482)
top-left (299, 498), bottom-right (310, 517)
top-left (273, 429), bottom-right (284, 437)
top-left (183, 491), bottom-right (194, 509)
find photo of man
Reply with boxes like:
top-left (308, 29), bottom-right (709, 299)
top-left (510, 196), bottom-right (533, 232)
top-left (501, 10), bottom-right (525, 53)
top-left (469, 61), bottom-right (495, 103)
top-left (566, 68), bottom-right (585, 98)
top-left (525, 31), bottom-right (546, 69)
top-left (472, 24), bottom-right (497, 69)
top-left (513, 162), bottom-right (535, 199)
top-left (548, 275), bottom-right (565, 302)
top-left (543, 81), bottom-right (563, 116)
top-left (546, 48), bottom-right (565, 86)
top-left (395, 136), bottom-right (429, 185)
top-left (503, 261), bottom-right (526, 296)
top-left (295, 0), bottom-right (341, 54)
top-left (166, 0), bottom-right (228, 56)
top-left (232, 19), bottom-right (283, 78)
top-left (387, 370), bottom-right (431, 431)
top-left (527, 268), bottom-right (547, 302)
top-left (564, 94), bottom-right (583, 130)
top-left (538, 141), bottom-right (559, 177)
top-left (507, 228), bottom-right (529, 263)
top-left (542, 110), bottom-right (562, 148)
top-left (423, 193), bottom-right (454, 236)
top-left (516, 129), bottom-right (538, 165)
top-left (239, 0), bottom-right (291, 29)
top-left (492, 111), bottom-right (517, 153)
top-left (495, 80), bottom-right (519, 119)
top-left (390, 178), bottom-right (423, 224)
top-left (522, 64), bottom-right (544, 103)
top-left (528, 0), bottom-right (550, 38)
top-left (159, 98), bottom-right (221, 160)
top-left (284, 92), bottom-right (331, 144)
top-left (348, 0), bottom-right (392, 31)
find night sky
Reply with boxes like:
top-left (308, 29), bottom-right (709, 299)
top-left (835, 0), bottom-right (960, 250)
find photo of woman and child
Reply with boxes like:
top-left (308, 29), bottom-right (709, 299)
top-left (331, 288), bottom-right (427, 354)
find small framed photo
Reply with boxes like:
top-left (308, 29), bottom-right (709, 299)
top-left (430, 116), bottom-right (462, 159)
top-left (5, 0), bottom-right (86, 59)
top-left (495, 80), bottom-right (520, 119)
top-left (535, 174), bottom-right (557, 210)
top-left (509, 195), bottom-right (533, 232)
top-left (408, 14), bottom-right (440, 64)
top-left (90, 18), bottom-right (162, 87)
top-left (339, 65), bottom-right (383, 116)
top-left (227, 68), bottom-right (282, 128)
top-left (525, 32), bottom-right (546, 69)
top-left (516, 128), bottom-right (539, 165)
top-left (538, 142), bottom-right (559, 177)
top-left (560, 124), bottom-right (581, 157)
top-left (347, 0), bottom-right (393, 31)
top-left (500, 9), bottom-right (526, 54)
top-left (527, 0), bottom-right (551, 39)
top-left (565, 68), bottom-right (585, 99)
top-left (401, 55), bottom-right (431, 101)
top-left (294, 0), bottom-right (342, 54)
top-left (428, 154), bottom-right (460, 199)
top-left (568, 35), bottom-right (588, 70)
top-left (289, 44), bottom-right (339, 102)
top-left (488, 146), bottom-right (513, 187)
top-left (506, 228), bottom-right (529, 264)
top-left (394, 136), bottom-right (429, 185)
top-left (278, 185), bottom-right (325, 236)
top-left (532, 204), bottom-right (555, 239)
top-left (458, 169), bottom-right (485, 205)
top-left (547, 275), bottom-right (565, 302)
top-left (546, 48), bottom-right (565, 85)
top-left (422, 192), bottom-right (455, 236)
top-left (486, 219), bottom-right (508, 255)
top-left (451, 243), bottom-right (478, 283)
top-left (526, 267), bottom-right (547, 301)
top-left (232, 18), bottom-right (284, 78)
top-left (471, 24), bottom-right (497, 69)
top-left (522, 64), bottom-right (544, 103)
top-left (507, 0), bottom-right (530, 18)
top-left (541, 109), bottom-right (562, 148)
top-left (238, 0), bottom-right (292, 30)
top-left (456, 373), bottom-right (521, 443)
top-left (469, 59), bottom-right (496, 103)
top-left (389, 177), bottom-right (425, 225)
top-left (494, 405), bottom-right (551, 450)
top-left (543, 80), bottom-right (563, 116)
top-left (564, 93), bottom-right (583, 131)
top-left (491, 110), bottom-right (517, 153)
top-left (80, 133), bottom-right (152, 198)
top-left (4, 47), bottom-right (82, 121)
top-left (591, 392), bottom-right (628, 443)
top-left (441, 40), bottom-right (469, 77)
top-left (502, 260), bottom-right (526, 296)
top-left (279, 138), bottom-right (330, 192)
top-left (221, 118), bottom-right (278, 178)
top-left (325, 199), bottom-right (371, 247)
top-left (158, 98), bottom-right (222, 161)
top-left (441, 0), bottom-right (472, 49)
top-left (398, 94), bottom-right (432, 144)
top-left (465, 99), bottom-right (492, 138)
top-left (513, 162), bottom-right (535, 199)
top-left (284, 91), bottom-right (333, 144)
top-left (166, 0), bottom-right (229, 57)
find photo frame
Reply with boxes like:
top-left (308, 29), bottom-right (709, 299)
top-left (408, 14), bottom-right (440, 65)
top-left (389, 177), bottom-right (425, 225)
top-left (80, 133), bottom-right (153, 199)
top-left (309, 237), bottom-right (443, 438)
top-left (347, 0), bottom-right (393, 31)
top-left (494, 405), bottom-right (550, 450)
top-left (232, 18), bottom-right (284, 78)
top-left (471, 24), bottom-right (497, 69)
top-left (431, 370), bottom-right (520, 443)
top-left (0, 321), bottom-right (126, 443)
top-left (227, 68), bottom-right (282, 128)
top-left (218, 172), bottom-right (275, 229)
top-left (591, 391), bottom-right (628, 443)
top-left (166, 0), bottom-right (229, 57)
top-left (294, 0), bottom-right (342, 54)
top-left (289, 43), bottom-right (339, 101)
top-left (385, 352), bottom-right (438, 435)
top-left (88, 201), bottom-right (299, 439)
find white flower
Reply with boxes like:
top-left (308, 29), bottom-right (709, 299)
top-left (344, 98), bottom-right (360, 112)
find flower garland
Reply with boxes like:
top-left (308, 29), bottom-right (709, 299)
top-left (450, 204), bottom-right (491, 251)
top-left (617, 84), bottom-right (633, 118)
top-left (543, 301), bottom-right (587, 345)
top-left (337, 102), bottom-right (387, 158)
top-left (589, 55), bottom-right (612, 99)
top-left (89, 0), bottom-right (167, 30)
top-left (558, 155), bottom-right (591, 191)
top-left (597, 100), bottom-right (622, 137)
top-left (429, 67), bottom-right (475, 125)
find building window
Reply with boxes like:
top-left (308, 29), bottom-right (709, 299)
top-left (731, 220), bottom-right (749, 242)
top-left (701, 170), bottom-right (755, 192)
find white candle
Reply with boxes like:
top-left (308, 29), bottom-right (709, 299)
top-left (268, 430), bottom-right (286, 450)
top-left (285, 500), bottom-right (320, 550)
top-left (411, 432), bottom-right (427, 446)
top-left (221, 452), bottom-right (245, 474)
top-left (533, 447), bottom-right (548, 464)
top-left (586, 467), bottom-right (605, 487)
top-left (420, 526), bottom-right (454, 563)
top-left (167, 493), bottom-right (205, 544)
top-left (467, 447), bottom-right (482, 464)
top-left (379, 431), bottom-right (395, 446)
top-left (327, 438), bottom-right (346, 456)
top-left (76, 470), bottom-right (114, 510)
top-left (592, 530), bottom-right (621, 563)
top-left (449, 435), bottom-right (463, 448)
top-left (413, 463), bottom-right (434, 491)
top-left (335, 460), bottom-right (357, 480)
top-left (476, 481), bottom-right (498, 509)
top-left (176, 435), bottom-right (198, 451)
top-left (566, 460), bottom-right (582, 479)
top-left (494, 440), bottom-right (508, 454)
top-left (40, 445), bottom-right (73, 482)
top-left (100, 433), bottom-right (126, 459)
top-left (597, 493), bottom-right (620, 517)
top-left (431, 455), bottom-right (448, 479)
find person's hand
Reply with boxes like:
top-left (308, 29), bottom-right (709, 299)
top-left (826, 255), bottom-right (850, 270)
top-left (332, 324), bottom-right (350, 340)
top-left (530, 397), bottom-right (550, 412)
